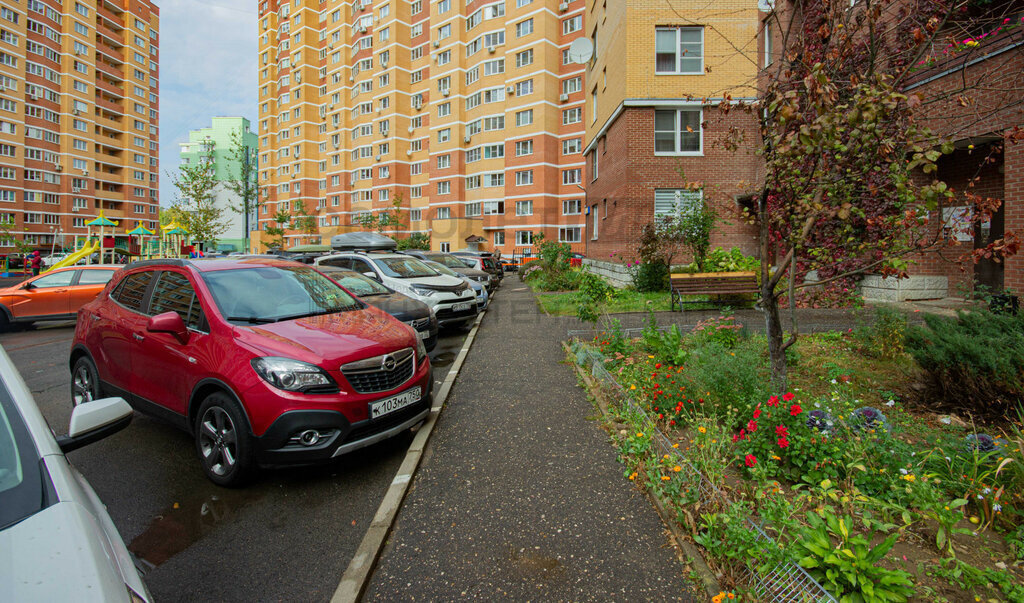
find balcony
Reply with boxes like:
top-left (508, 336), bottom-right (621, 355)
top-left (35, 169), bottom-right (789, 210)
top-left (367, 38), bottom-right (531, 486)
top-left (96, 40), bottom-right (123, 62)
top-left (94, 59), bottom-right (124, 82)
top-left (97, 3), bottom-right (124, 29)
top-left (96, 78), bottom-right (124, 99)
top-left (96, 23), bottom-right (123, 48)
top-left (95, 96), bottom-right (123, 116)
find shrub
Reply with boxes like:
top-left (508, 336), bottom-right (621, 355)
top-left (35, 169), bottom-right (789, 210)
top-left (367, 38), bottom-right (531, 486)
top-left (680, 338), bottom-right (769, 423)
top-left (522, 237), bottom-right (579, 291)
top-left (905, 310), bottom-right (1024, 417)
top-left (854, 306), bottom-right (908, 359)
top-left (575, 271), bottom-right (615, 323)
top-left (630, 260), bottom-right (669, 292)
top-left (700, 247), bottom-right (760, 273)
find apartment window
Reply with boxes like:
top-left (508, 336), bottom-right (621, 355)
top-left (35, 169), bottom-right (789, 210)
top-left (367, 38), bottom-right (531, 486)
top-left (656, 27), bottom-right (703, 74)
top-left (466, 202), bottom-right (482, 217)
top-left (516, 0), bottom-right (532, 6)
top-left (764, 20), bottom-right (773, 67)
top-left (438, 23), bottom-right (451, 40)
top-left (562, 199), bottom-right (581, 215)
top-left (410, 209), bottom-right (422, 221)
top-left (483, 200), bottom-right (504, 215)
top-left (411, 69), bottom-right (423, 84)
top-left (436, 206), bottom-right (451, 219)
top-left (559, 227), bottom-right (581, 243)
top-left (438, 0), bottom-right (450, 13)
top-left (465, 66), bottom-right (478, 85)
top-left (563, 169), bottom-right (581, 185)
top-left (493, 231), bottom-right (505, 246)
top-left (378, 166), bottom-right (390, 178)
top-left (515, 140), bottom-right (533, 156)
top-left (465, 175), bottom-right (480, 189)
top-left (438, 128), bottom-right (450, 143)
top-left (437, 181), bottom-right (451, 195)
top-left (562, 107), bottom-right (582, 124)
top-left (562, 77), bottom-right (582, 95)
top-left (516, 19), bottom-right (533, 38)
top-left (437, 154), bottom-right (451, 169)
top-left (515, 200), bottom-right (533, 216)
top-left (483, 58), bottom-right (504, 76)
top-left (411, 24), bottom-right (423, 37)
top-left (411, 162), bottom-right (423, 175)
top-left (562, 138), bottom-right (581, 154)
top-left (412, 0), bottom-right (422, 13)
top-left (563, 15), bottom-right (582, 35)
top-left (516, 49), bottom-right (533, 68)
top-left (654, 109), bottom-right (702, 154)
top-left (654, 189), bottom-right (703, 218)
top-left (515, 231), bottom-right (533, 246)
top-left (515, 170), bottom-right (533, 186)
top-left (438, 50), bottom-right (451, 65)
top-left (438, 102), bottom-right (451, 118)
top-left (591, 151), bottom-right (599, 180)
top-left (483, 144), bottom-right (503, 159)
top-left (516, 79), bottom-right (533, 96)
top-left (75, 2), bottom-right (89, 16)
top-left (515, 109), bottom-right (533, 126)
top-left (439, 242), bottom-right (451, 253)
top-left (592, 206), bottom-right (599, 239)
top-left (411, 46), bottom-right (423, 60)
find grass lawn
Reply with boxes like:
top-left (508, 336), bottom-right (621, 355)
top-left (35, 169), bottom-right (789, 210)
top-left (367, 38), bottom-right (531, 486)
top-left (535, 289), bottom-right (673, 315)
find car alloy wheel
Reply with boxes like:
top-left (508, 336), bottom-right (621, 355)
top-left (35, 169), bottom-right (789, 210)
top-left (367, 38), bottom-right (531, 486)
top-left (194, 393), bottom-right (254, 487)
top-left (71, 357), bottom-right (99, 406)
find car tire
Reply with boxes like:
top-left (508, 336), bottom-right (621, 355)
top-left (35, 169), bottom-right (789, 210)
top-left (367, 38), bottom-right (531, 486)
top-left (71, 356), bottom-right (101, 406)
top-left (194, 393), bottom-right (255, 487)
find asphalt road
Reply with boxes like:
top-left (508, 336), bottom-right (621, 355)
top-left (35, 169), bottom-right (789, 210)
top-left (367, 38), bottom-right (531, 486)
top-left (0, 318), bottom-right (472, 602)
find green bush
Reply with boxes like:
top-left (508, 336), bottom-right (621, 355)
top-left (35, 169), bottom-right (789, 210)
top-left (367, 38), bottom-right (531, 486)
top-left (854, 306), bottom-right (908, 359)
top-left (575, 271), bottom-right (615, 323)
top-left (906, 310), bottom-right (1024, 416)
top-left (631, 260), bottom-right (669, 292)
top-left (700, 247), bottom-right (760, 273)
top-left (523, 237), bottom-right (578, 291)
top-left (680, 338), bottom-right (769, 423)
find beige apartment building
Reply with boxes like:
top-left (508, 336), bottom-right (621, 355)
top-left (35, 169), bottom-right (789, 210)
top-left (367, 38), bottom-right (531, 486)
top-left (256, 0), bottom-right (589, 255)
top-left (0, 0), bottom-right (160, 252)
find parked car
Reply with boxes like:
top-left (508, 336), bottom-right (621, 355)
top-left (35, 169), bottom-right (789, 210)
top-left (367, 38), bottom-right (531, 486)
top-left (0, 265), bottom-right (123, 329)
top-left (315, 252), bottom-right (478, 329)
top-left (315, 265), bottom-right (438, 352)
top-left (0, 346), bottom-right (150, 602)
top-left (70, 257), bottom-right (433, 486)
top-left (421, 260), bottom-right (488, 311)
top-left (41, 252), bottom-right (70, 268)
top-left (400, 251), bottom-right (494, 291)
top-left (452, 252), bottom-right (504, 284)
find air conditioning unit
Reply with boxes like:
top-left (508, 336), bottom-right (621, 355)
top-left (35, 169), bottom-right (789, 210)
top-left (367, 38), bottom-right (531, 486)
top-left (408, 126), bottom-right (415, 134)
top-left (488, 46), bottom-right (496, 54)
top-left (328, 42), bottom-right (334, 49)
top-left (328, 103), bottom-right (335, 109)
top-left (82, 169), bottom-right (89, 176)
top-left (406, 149), bottom-right (412, 156)
top-left (374, 154), bottom-right (381, 161)
top-left (464, 135), bottom-right (471, 143)
top-left (333, 142), bottom-right (340, 149)
top-left (295, 74), bottom-right (301, 82)
top-left (442, 88), bottom-right (450, 97)
top-left (432, 40), bottom-right (440, 48)
top-left (54, 164), bottom-right (62, 171)
top-left (73, 109), bottom-right (81, 116)
top-left (559, 2), bottom-right (569, 12)
top-left (350, 75), bottom-right (355, 82)
top-left (356, 3), bottom-right (363, 11)
top-left (291, 173), bottom-right (296, 178)
top-left (507, 85), bottom-right (515, 94)
top-left (559, 93), bottom-right (569, 102)
top-left (0, 85), bottom-right (5, 91)
top-left (29, 93), bottom-right (39, 101)
top-left (359, 25), bottom-right (367, 33)
top-left (350, 177), bottom-right (357, 185)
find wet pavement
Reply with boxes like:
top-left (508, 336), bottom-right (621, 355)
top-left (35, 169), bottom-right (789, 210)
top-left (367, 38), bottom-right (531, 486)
top-left (0, 318), bottom-right (473, 602)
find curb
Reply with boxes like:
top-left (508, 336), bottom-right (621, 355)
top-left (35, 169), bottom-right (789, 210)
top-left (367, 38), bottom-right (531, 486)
top-left (565, 343), bottom-right (722, 599)
top-left (331, 310), bottom-right (487, 603)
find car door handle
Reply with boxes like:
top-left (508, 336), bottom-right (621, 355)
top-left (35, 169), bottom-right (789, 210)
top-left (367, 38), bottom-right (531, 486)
top-left (133, 333), bottom-right (145, 341)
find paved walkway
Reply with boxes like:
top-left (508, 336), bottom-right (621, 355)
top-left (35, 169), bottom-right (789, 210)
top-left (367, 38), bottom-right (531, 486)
top-left (365, 285), bottom-right (697, 601)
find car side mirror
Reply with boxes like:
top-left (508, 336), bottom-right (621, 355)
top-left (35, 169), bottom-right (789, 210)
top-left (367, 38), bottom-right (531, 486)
top-left (21, 281), bottom-right (35, 290)
top-left (56, 397), bottom-right (133, 454)
top-left (363, 271), bottom-right (379, 281)
top-left (147, 311), bottom-right (189, 344)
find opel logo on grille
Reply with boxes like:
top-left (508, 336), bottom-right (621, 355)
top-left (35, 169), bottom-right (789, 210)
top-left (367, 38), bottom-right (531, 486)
top-left (381, 354), bottom-right (397, 371)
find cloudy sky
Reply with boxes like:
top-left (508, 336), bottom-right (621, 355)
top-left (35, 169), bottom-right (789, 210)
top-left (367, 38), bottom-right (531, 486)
top-left (159, 0), bottom-right (257, 206)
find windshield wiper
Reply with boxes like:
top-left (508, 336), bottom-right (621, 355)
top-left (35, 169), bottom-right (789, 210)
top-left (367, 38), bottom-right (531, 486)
top-left (225, 316), bottom-right (277, 324)
top-left (274, 305), bottom-right (361, 322)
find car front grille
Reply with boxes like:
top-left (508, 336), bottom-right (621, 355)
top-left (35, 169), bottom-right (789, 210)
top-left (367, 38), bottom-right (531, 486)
top-left (405, 317), bottom-right (431, 332)
top-left (341, 348), bottom-right (415, 394)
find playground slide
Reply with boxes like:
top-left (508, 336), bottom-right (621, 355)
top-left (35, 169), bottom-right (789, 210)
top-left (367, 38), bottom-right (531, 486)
top-left (45, 240), bottom-right (99, 273)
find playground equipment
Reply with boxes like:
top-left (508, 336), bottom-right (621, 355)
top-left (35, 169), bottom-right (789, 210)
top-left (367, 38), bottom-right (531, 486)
top-left (45, 239), bottom-right (100, 272)
top-left (160, 221), bottom-right (189, 257)
top-left (126, 222), bottom-right (155, 260)
top-left (86, 212), bottom-right (119, 265)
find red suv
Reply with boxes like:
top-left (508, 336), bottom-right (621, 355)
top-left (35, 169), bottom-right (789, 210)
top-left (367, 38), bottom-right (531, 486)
top-left (69, 258), bottom-right (432, 486)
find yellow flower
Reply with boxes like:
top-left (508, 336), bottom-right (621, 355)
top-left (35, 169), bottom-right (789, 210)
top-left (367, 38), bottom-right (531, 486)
top-left (772, 454), bottom-right (781, 460)
top-left (698, 426), bottom-right (707, 434)
top-left (636, 432), bottom-right (644, 438)
top-left (661, 475), bottom-right (671, 481)
top-left (648, 355), bottom-right (655, 359)
top-left (672, 443), bottom-right (679, 449)
top-left (673, 465), bottom-right (682, 472)
top-left (663, 454), bottom-right (670, 460)
top-left (712, 593), bottom-right (725, 603)
top-left (628, 472), bottom-right (637, 481)
top-left (630, 385), bottom-right (637, 390)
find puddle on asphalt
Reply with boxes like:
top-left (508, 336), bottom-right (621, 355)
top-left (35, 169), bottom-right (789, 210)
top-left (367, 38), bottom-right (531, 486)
top-left (507, 545), bottom-right (565, 580)
top-left (129, 488), bottom-right (264, 568)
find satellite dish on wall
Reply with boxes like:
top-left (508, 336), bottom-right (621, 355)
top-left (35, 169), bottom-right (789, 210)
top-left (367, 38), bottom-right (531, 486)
top-left (567, 38), bottom-right (594, 64)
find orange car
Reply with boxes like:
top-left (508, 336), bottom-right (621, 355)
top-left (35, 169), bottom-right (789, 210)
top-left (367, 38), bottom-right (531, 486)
top-left (0, 265), bottom-right (123, 328)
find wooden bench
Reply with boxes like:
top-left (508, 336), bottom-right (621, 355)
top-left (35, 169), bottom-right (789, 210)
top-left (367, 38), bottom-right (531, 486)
top-left (669, 271), bottom-right (760, 311)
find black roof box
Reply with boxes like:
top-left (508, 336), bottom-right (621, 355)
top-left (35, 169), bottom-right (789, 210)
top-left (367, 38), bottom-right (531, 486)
top-left (330, 231), bottom-right (398, 252)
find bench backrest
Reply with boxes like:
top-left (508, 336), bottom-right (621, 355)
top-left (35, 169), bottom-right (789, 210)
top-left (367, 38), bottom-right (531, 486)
top-left (670, 272), bottom-right (758, 294)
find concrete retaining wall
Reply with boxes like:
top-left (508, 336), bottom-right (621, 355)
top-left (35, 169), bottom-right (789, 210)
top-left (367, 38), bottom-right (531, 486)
top-left (861, 274), bottom-right (949, 301)
top-left (582, 258), bottom-right (632, 288)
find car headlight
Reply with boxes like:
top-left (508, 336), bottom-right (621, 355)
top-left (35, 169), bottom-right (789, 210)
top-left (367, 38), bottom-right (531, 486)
top-left (410, 285), bottom-right (436, 297)
top-left (251, 357), bottom-right (336, 392)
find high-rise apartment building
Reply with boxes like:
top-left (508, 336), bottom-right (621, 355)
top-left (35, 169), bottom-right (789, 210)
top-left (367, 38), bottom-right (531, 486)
top-left (178, 116), bottom-right (258, 253)
top-left (0, 0), bottom-right (160, 251)
top-left (256, 0), bottom-right (588, 255)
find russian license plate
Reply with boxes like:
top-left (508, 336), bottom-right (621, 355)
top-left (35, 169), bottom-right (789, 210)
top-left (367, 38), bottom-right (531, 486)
top-left (370, 386), bottom-right (421, 419)
top-left (452, 302), bottom-right (472, 312)
top-left (416, 329), bottom-right (428, 340)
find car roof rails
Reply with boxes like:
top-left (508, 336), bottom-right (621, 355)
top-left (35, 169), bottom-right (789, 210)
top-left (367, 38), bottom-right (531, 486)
top-left (330, 232), bottom-right (398, 252)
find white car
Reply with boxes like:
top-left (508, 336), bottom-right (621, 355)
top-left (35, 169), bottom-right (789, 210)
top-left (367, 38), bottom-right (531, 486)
top-left (316, 251), bottom-right (479, 328)
top-left (0, 347), bottom-right (149, 602)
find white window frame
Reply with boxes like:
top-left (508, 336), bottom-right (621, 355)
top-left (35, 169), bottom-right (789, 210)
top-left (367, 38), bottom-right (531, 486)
top-left (654, 108), bottom-right (703, 156)
top-left (655, 26), bottom-right (704, 75)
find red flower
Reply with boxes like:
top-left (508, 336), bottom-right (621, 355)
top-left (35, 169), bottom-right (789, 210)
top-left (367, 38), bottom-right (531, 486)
top-left (745, 454), bottom-right (757, 467)
top-left (655, 363), bottom-right (662, 369)
top-left (747, 420), bottom-right (758, 432)
top-left (767, 395), bottom-right (780, 407)
top-left (777, 437), bottom-right (790, 448)
top-left (732, 434), bottom-right (740, 443)
top-left (775, 425), bottom-right (788, 437)
top-left (782, 392), bottom-right (795, 402)
top-left (790, 404), bottom-right (802, 416)
top-left (752, 409), bottom-right (762, 419)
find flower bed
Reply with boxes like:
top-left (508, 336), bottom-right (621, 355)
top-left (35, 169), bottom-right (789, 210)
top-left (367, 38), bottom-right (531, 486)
top-left (570, 318), bottom-right (1024, 602)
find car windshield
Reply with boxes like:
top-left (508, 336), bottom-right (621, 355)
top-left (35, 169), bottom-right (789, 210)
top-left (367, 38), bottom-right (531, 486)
top-left (324, 270), bottom-right (391, 297)
top-left (424, 254), bottom-right (467, 269)
top-left (202, 265), bottom-right (363, 323)
top-left (373, 257), bottom-right (438, 279)
top-left (0, 378), bottom-right (45, 530)
top-left (422, 261), bottom-right (459, 278)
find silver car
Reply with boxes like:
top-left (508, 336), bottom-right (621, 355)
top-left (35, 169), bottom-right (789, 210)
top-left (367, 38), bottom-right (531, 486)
top-left (0, 347), bottom-right (149, 601)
